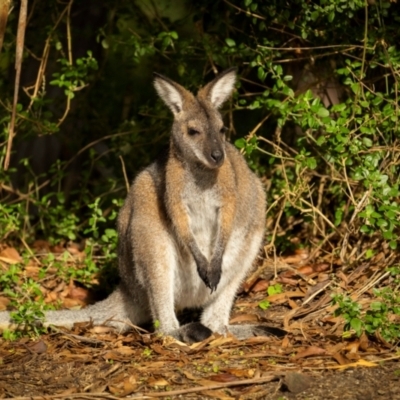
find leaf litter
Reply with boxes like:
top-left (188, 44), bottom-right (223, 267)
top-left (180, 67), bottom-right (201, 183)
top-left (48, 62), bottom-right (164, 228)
top-left (0, 241), bottom-right (399, 399)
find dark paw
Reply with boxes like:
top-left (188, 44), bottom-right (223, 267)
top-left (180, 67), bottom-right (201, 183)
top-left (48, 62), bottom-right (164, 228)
top-left (176, 322), bottom-right (213, 344)
top-left (195, 255), bottom-right (211, 288)
top-left (207, 256), bottom-right (222, 292)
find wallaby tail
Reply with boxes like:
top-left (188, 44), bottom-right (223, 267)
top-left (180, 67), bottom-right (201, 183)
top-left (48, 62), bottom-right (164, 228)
top-left (0, 287), bottom-right (135, 333)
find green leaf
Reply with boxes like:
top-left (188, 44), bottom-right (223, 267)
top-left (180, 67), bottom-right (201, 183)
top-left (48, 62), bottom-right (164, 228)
top-left (267, 284), bottom-right (283, 295)
top-left (317, 107), bottom-right (330, 118)
top-left (258, 300), bottom-right (270, 310)
top-left (225, 38), bottom-right (236, 47)
top-left (235, 138), bottom-right (246, 149)
top-left (351, 83), bottom-right (360, 95)
top-left (365, 249), bottom-right (375, 259)
top-left (362, 138), bottom-right (373, 147)
top-left (306, 157), bottom-right (317, 169)
top-left (350, 318), bottom-right (363, 336)
top-left (257, 67), bottom-right (266, 81)
top-left (170, 31), bottom-right (178, 40)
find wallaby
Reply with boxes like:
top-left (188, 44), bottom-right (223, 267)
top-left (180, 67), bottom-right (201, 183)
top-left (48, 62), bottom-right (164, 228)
top-left (0, 68), bottom-right (283, 343)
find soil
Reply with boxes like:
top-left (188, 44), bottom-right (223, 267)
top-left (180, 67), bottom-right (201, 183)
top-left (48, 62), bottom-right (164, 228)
top-left (0, 318), bottom-right (399, 400)
top-left (0, 247), bottom-right (399, 399)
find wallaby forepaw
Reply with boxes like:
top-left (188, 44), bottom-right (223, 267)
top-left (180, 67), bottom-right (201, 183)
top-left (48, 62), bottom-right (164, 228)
top-left (207, 261), bottom-right (222, 293)
top-left (195, 256), bottom-right (213, 289)
top-left (171, 322), bottom-right (213, 344)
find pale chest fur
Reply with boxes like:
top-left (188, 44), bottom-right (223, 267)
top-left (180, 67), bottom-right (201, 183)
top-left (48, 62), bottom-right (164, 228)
top-left (182, 183), bottom-right (220, 260)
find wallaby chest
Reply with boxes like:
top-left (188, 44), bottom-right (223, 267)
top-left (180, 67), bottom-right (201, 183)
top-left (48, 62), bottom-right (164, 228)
top-left (182, 179), bottom-right (220, 260)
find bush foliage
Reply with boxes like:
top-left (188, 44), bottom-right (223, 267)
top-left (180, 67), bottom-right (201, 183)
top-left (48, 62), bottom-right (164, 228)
top-left (1, 0), bottom-right (400, 272)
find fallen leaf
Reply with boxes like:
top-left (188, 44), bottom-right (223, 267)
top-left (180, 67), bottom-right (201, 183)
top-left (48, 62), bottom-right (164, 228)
top-left (328, 359), bottom-right (378, 369)
top-left (0, 247), bottom-right (22, 264)
top-left (345, 340), bottom-right (360, 354)
top-left (115, 346), bottom-right (136, 356)
top-left (224, 368), bottom-right (255, 378)
top-left (296, 265), bottom-right (315, 275)
top-left (281, 335), bottom-right (290, 348)
top-left (229, 314), bottom-right (259, 324)
top-left (121, 376), bottom-right (137, 396)
top-left (62, 297), bottom-right (85, 308)
top-left (25, 265), bottom-right (40, 278)
top-left (28, 340), bottom-right (47, 354)
top-left (288, 299), bottom-right (299, 309)
top-left (148, 377), bottom-right (169, 387)
top-left (58, 388), bottom-right (78, 395)
top-left (32, 240), bottom-right (51, 252)
top-left (313, 263), bottom-right (330, 272)
top-left (103, 350), bottom-right (126, 361)
top-left (282, 249), bottom-right (309, 264)
top-left (0, 296), bottom-right (10, 311)
top-left (209, 373), bottom-right (238, 382)
top-left (90, 326), bottom-right (115, 334)
top-left (200, 389), bottom-right (235, 399)
top-left (267, 290), bottom-right (306, 304)
top-left (359, 332), bottom-right (369, 351)
top-left (182, 370), bottom-right (198, 380)
top-left (67, 280), bottom-right (91, 302)
top-left (276, 276), bottom-right (299, 286)
top-left (208, 335), bottom-right (235, 348)
top-left (294, 346), bottom-right (326, 359)
top-left (331, 352), bottom-right (352, 365)
top-left (108, 385), bottom-right (123, 395)
top-left (251, 280), bottom-right (269, 292)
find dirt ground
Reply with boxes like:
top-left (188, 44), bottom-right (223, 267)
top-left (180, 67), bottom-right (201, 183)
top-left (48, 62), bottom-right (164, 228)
top-left (0, 247), bottom-right (399, 399)
top-left (0, 303), bottom-right (399, 400)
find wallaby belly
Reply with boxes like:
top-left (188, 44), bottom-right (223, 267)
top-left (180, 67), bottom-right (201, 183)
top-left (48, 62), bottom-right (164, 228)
top-left (173, 187), bottom-right (220, 309)
top-left (184, 187), bottom-right (219, 259)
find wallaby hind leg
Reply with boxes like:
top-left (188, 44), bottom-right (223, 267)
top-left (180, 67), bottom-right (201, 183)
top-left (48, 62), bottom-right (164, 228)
top-left (119, 170), bottom-right (181, 336)
top-left (130, 227), bottom-right (180, 335)
top-left (200, 228), bottom-right (265, 338)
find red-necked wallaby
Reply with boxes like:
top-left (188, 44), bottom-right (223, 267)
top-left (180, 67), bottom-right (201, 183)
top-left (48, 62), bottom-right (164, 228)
top-left (0, 68), bottom-right (284, 343)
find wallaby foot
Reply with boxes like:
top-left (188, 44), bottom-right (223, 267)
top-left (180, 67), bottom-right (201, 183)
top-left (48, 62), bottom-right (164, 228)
top-left (170, 322), bottom-right (213, 344)
top-left (168, 322), bottom-right (286, 344)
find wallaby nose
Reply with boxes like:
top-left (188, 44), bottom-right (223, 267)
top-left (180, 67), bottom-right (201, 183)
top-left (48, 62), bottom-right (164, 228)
top-left (211, 150), bottom-right (223, 163)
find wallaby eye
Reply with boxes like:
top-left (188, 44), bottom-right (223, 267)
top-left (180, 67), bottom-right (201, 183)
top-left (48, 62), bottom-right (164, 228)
top-left (188, 128), bottom-right (200, 136)
top-left (220, 126), bottom-right (228, 134)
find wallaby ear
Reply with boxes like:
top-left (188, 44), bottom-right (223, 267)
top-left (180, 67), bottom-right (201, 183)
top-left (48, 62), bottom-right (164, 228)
top-left (200, 67), bottom-right (237, 108)
top-left (153, 73), bottom-right (185, 115)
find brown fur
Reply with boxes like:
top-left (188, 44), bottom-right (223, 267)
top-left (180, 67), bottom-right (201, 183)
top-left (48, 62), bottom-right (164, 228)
top-left (0, 69), bottom-right (280, 343)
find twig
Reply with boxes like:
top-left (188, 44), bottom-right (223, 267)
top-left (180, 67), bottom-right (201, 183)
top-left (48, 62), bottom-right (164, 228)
top-left (355, 270), bottom-right (391, 298)
top-left (145, 375), bottom-right (278, 398)
top-left (3, 0), bottom-right (28, 170)
top-left (0, 0), bottom-right (11, 55)
top-left (2, 394), bottom-right (124, 400)
top-left (50, 326), bottom-right (107, 345)
top-left (222, 0), bottom-right (266, 21)
top-left (302, 280), bottom-right (331, 306)
top-left (27, 4), bottom-right (70, 109)
top-left (19, 236), bottom-right (42, 266)
top-left (119, 155), bottom-right (130, 194)
top-left (57, 0), bottom-right (74, 126)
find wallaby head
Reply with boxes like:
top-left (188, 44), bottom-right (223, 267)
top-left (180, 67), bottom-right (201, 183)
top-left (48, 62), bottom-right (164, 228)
top-left (153, 68), bottom-right (237, 169)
